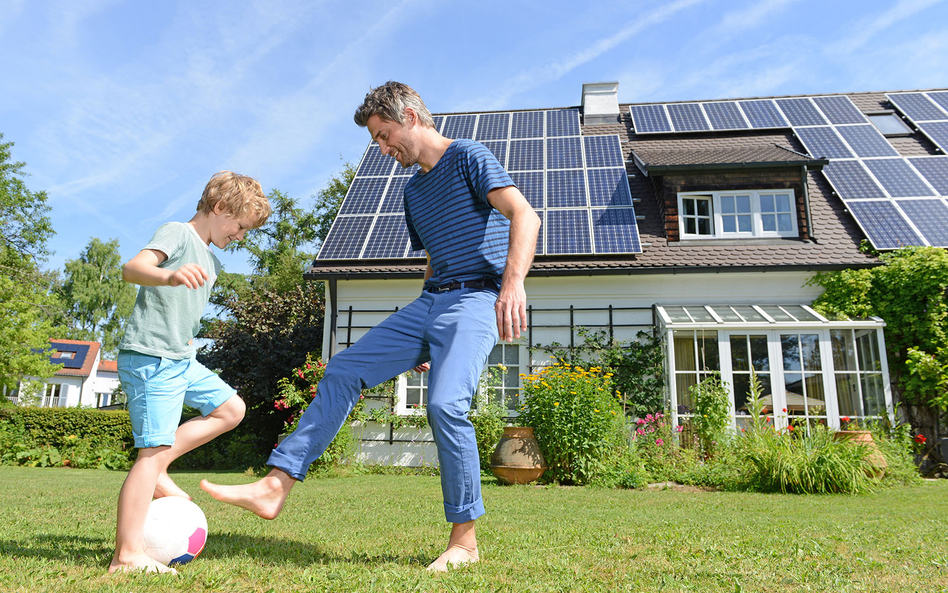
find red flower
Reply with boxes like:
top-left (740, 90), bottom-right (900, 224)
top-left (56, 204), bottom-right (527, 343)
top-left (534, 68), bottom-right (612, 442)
top-left (915, 434), bottom-right (927, 444)
top-left (306, 363), bottom-right (311, 370)
top-left (298, 370), bottom-right (304, 378)
top-left (782, 408), bottom-right (787, 413)
top-left (760, 407), bottom-right (768, 415)
top-left (841, 416), bottom-right (850, 423)
top-left (788, 425), bottom-right (795, 431)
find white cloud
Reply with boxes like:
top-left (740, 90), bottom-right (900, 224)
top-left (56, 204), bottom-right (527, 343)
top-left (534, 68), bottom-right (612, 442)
top-left (828, 0), bottom-right (947, 55)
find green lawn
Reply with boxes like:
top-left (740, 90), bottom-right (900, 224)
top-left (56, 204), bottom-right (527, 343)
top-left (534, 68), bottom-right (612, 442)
top-left (1, 466), bottom-right (946, 592)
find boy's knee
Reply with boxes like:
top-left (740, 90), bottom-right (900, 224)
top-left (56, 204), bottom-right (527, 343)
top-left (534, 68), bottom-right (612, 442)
top-left (217, 395), bottom-right (246, 427)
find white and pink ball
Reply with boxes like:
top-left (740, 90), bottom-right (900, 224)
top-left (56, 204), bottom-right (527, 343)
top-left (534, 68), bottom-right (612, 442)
top-left (142, 497), bottom-right (208, 566)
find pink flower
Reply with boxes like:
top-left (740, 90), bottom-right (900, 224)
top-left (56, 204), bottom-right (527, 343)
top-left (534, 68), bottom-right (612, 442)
top-left (636, 418), bottom-right (646, 425)
top-left (676, 425), bottom-right (683, 433)
top-left (298, 370), bottom-right (304, 378)
top-left (645, 413), bottom-right (655, 422)
top-left (647, 426), bottom-right (655, 433)
top-left (306, 363), bottom-right (311, 370)
top-left (636, 428), bottom-right (645, 436)
top-left (655, 438), bottom-right (664, 446)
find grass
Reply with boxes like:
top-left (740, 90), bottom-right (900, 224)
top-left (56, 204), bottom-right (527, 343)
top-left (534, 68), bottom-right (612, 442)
top-left (1, 466), bottom-right (947, 592)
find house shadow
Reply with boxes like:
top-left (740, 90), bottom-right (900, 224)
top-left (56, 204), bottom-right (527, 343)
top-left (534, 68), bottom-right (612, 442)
top-left (1, 532), bottom-right (430, 568)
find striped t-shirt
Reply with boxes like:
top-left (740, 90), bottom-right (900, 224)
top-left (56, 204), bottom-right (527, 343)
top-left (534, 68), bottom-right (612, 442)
top-left (404, 139), bottom-right (514, 288)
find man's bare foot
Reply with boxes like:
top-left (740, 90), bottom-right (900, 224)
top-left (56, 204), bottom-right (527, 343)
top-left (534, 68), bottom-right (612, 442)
top-left (426, 545), bottom-right (479, 572)
top-left (200, 470), bottom-right (295, 520)
top-left (108, 553), bottom-right (177, 575)
top-left (154, 472), bottom-right (191, 500)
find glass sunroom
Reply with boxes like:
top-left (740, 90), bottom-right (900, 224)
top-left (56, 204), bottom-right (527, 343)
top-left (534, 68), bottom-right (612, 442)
top-left (656, 304), bottom-right (893, 433)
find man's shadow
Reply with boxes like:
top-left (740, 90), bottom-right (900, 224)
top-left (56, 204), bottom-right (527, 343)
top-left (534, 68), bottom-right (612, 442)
top-left (0, 533), bottom-right (430, 568)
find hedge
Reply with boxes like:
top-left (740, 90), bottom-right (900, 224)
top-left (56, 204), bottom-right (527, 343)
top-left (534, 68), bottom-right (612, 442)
top-left (0, 407), bottom-right (133, 450)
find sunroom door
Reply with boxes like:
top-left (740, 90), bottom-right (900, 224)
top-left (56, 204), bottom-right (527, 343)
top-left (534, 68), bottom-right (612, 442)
top-left (721, 330), bottom-right (834, 432)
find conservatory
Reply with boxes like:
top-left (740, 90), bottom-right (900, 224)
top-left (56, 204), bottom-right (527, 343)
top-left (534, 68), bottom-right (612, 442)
top-left (655, 304), bottom-right (893, 432)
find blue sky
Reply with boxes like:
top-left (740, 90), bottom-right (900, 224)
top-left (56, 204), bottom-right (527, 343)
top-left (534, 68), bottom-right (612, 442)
top-left (2, 0), bottom-right (946, 275)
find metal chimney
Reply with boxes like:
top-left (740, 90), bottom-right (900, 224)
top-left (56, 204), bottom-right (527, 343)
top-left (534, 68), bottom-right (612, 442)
top-left (581, 82), bottom-right (620, 125)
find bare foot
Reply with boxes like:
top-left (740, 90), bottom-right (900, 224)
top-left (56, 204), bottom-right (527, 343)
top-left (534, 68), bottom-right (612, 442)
top-left (426, 545), bottom-right (479, 572)
top-left (154, 472), bottom-right (191, 500)
top-left (108, 553), bottom-right (177, 575)
top-left (200, 471), bottom-right (294, 520)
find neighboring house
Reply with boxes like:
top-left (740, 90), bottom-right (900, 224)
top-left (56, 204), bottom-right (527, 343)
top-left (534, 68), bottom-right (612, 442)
top-left (5, 339), bottom-right (121, 408)
top-left (311, 83), bottom-right (947, 465)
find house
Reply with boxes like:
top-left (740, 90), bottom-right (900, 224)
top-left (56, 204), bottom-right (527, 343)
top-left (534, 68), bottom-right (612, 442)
top-left (4, 339), bottom-right (121, 408)
top-left (310, 82), bottom-right (948, 465)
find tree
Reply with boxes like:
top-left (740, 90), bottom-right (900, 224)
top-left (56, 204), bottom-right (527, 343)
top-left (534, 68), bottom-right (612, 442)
top-left (809, 246), bottom-right (948, 439)
top-left (58, 237), bottom-right (137, 357)
top-left (0, 134), bottom-right (61, 389)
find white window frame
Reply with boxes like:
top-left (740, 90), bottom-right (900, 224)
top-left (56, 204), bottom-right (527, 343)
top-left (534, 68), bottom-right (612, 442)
top-left (678, 189), bottom-right (798, 239)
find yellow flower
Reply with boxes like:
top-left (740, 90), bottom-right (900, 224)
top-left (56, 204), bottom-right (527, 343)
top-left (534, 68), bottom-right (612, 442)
top-left (498, 364), bottom-right (507, 372)
top-left (594, 409), bottom-right (599, 413)
top-left (611, 411), bottom-right (617, 415)
top-left (554, 402), bottom-right (559, 406)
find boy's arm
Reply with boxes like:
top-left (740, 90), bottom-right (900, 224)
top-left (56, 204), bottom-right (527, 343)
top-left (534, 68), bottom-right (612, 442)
top-left (122, 248), bottom-right (209, 289)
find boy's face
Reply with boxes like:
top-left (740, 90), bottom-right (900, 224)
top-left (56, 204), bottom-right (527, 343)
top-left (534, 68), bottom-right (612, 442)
top-left (208, 204), bottom-right (254, 249)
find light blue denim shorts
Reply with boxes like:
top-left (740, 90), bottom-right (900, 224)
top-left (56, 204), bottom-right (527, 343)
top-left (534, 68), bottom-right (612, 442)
top-left (117, 350), bottom-right (236, 448)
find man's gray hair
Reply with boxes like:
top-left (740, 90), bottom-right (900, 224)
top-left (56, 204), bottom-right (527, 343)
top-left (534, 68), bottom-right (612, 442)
top-left (354, 81), bottom-right (435, 128)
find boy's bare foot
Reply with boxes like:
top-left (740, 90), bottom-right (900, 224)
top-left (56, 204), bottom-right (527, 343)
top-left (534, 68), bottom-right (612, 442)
top-left (154, 472), bottom-right (191, 500)
top-left (108, 553), bottom-right (177, 575)
top-left (426, 545), bottom-right (479, 572)
top-left (200, 470), bottom-right (295, 520)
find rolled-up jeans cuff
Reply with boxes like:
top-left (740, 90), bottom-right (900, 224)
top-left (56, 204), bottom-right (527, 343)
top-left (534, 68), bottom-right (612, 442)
top-left (444, 498), bottom-right (485, 524)
top-left (266, 449), bottom-right (308, 482)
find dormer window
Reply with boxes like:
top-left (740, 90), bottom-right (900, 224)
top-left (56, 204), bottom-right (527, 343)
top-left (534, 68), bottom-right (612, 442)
top-left (678, 190), bottom-right (797, 239)
top-left (53, 351), bottom-right (76, 359)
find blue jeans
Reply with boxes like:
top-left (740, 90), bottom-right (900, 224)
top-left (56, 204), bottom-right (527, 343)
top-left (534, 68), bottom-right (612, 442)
top-left (268, 286), bottom-right (499, 523)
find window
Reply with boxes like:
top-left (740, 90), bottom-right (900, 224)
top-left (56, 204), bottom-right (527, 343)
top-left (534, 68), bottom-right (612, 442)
top-left (43, 383), bottom-right (63, 408)
top-left (831, 329), bottom-right (886, 422)
top-left (868, 113), bottom-right (912, 137)
top-left (404, 369), bottom-right (428, 411)
top-left (482, 343), bottom-right (521, 414)
top-left (672, 330), bottom-right (719, 414)
top-left (53, 351), bottom-right (75, 359)
top-left (678, 190), bottom-right (797, 239)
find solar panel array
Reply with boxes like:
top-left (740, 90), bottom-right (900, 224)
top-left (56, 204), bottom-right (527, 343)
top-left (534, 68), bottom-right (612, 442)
top-left (630, 93), bottom-right (948, 250)
top-left (318, 109), bottom-right (641, 260)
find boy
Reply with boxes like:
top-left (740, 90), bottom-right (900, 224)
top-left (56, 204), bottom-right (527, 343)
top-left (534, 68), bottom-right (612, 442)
top-left (108, 171), bottom-right (271, 574)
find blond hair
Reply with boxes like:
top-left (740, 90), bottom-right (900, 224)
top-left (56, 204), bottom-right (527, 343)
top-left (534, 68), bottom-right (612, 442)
top-left (353, 81), bottom-right (435, 129)
top-left (197, 171), bottom-right (271, 228)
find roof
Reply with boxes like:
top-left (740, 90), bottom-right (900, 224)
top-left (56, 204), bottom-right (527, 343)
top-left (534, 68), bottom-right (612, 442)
top-left (48, 339), bottom-right (101, 378)
top-left (98, 359), bottom-right (117, 373)
top-left (631, 144), bottom-right (826, 173)
top-left (308, 88), bottom-right (948, 280)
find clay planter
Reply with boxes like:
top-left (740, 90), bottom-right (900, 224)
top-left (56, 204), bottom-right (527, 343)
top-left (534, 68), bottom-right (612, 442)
top-left (834, 430), bottom-right (887, 478)
top-left (489, 426), bottom-right (548, 485)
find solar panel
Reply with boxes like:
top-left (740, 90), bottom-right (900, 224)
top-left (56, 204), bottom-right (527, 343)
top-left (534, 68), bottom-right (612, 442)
top-left (703, 102), bottom-right (748, 130)
top-left (929, 91), bottom-right (948, 114)
top-left (534, 210), bottom-right (545, 255)
top-left (380, 177), bottom-right (409, 213)
top-left (511, 111), bottom-right (544, 139)
top-left (667, 103), bottom-right (710, 132)
top-left (835, 124), bottom-right (899, 158)
top-left (508, 139), bottom-right (544, 171)
top-left (475, 113), bottom-right (510, 141)
top-left (392, 162), bottom-right (421, 176)
top-left (739, 100), bottom-right (789, 129)
top-left (630, 105), bottom-right (672, 133)
top-left (587, 168), bottom-right (633, 207)
top-left (546, 137), bottom-right (583, 169)
top-left (918, 121), bottom-right (948, 151)
top-left (50, 343), bottom-right (89, 369)
top-left (888, 93), bottom-right (947, 122)
top-left (795, 126), bottom-right (854, 159)
top-left (812, 96), bottom-right (866, 125)
top-left (510, 171), bottom-right (543, 209)
top-left (846, 201), bottom-right (921, 250)
top-left (442, 114), bottom-right (477, 139)
top-left (339, 178), bottom-right (388, 214)
top-left (482, 140), bottom-right (508, 168)
top-left (362, 215), bottom-right (411, 259)
top-left (546, 170), bottom-right (587, 208)
top-left (546, 109), bottom-right (581, 137)
top-left (822, 160), bottom-right (886, 200)
top-left (546, 209), bottom-right (591, 255)
top-left (775, 98), bottom-right (827, 126)
top-left (432, 116), bottom-right (445, 133)
top-left (862, 158), bottom-right (935, 197)
top-left (592, 208), bottom-right (641, 253)
top-left (896, 199), bottom-right (948, 246)
top-left (583, 135), bottom-right (624, 168)
top-left (318, 216), bottom-right (373, 259)
top-left (357, 144), bottom-right (395, 177)
top-left (908, 156), bottom-right (948, 194)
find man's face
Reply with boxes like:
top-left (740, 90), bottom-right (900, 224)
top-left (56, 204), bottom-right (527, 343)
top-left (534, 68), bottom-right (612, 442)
top-left (367, 113), bottom-right (418, 168)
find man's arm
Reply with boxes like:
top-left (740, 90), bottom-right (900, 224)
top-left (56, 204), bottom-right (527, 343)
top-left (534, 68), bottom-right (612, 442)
top-left (487, 185), bottom-right (541, 342)
top-left (123, 248), bottom-right (209, 289)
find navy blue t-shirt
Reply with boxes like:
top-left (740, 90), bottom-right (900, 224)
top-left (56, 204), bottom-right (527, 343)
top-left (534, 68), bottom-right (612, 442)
top-left (404, 139), bottom-right (514, 288)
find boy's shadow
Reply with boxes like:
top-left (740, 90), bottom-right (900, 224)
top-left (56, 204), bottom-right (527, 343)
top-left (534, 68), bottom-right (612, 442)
top-left (1, 533), bottom-right (430, 568)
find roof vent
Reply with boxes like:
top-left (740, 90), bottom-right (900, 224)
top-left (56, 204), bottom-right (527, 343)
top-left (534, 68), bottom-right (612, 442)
top-left (581, 82), bottom-right (620, 125)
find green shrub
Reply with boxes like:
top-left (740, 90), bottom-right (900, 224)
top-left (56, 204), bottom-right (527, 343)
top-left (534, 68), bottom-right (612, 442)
top-left (0, 406), bottom-right (133, 450)
top-left (469, 401), bottom-right (505, 471)
top-left (631, 412), bottom-right (700, 483)
top-left (519, 361), bottom-right (624, 485)
top-left (690, 373), bottom-right (732, 457)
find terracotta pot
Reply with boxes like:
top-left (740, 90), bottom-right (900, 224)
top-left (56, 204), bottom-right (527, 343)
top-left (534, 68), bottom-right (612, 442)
top-left (489, 427), bottom-right (548, 485)
top-left (834, 430), bottom-right (887, 478)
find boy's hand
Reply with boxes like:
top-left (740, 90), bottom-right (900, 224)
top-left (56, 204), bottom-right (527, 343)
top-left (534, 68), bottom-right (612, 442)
top-left (167, 263), bottom-right (209, 289)
top-left (413, 362), bottom-right (431, 373)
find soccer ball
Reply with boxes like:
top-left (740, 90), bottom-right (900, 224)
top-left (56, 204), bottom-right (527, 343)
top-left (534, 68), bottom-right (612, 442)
top-left (142, 497), bottom-right (208, 565)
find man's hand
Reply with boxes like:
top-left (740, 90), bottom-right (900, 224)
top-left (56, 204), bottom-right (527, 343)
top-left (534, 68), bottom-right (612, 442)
top-left (495, 280), bottom-right (527, 342)
top-left (167, 263), bottom-right (209, 289)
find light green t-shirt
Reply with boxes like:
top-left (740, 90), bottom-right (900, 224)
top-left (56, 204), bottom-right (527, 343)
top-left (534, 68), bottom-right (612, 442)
top-left (119, 222), bottom-right (222, 359)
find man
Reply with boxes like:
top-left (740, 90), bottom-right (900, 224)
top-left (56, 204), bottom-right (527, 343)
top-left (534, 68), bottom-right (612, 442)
top-left (201, 81), bottom-right (540, 571)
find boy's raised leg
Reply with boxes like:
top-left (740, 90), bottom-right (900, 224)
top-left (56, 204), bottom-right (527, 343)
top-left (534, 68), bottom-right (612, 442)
top-left (200, 468), bottom-right (297, 520)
